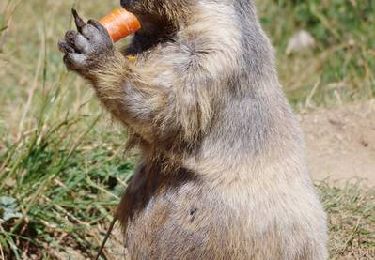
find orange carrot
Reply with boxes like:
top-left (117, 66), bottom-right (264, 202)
top-left (100, 8), bottom-right (141, 42)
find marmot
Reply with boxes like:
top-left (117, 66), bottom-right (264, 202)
top-left (58, 0), bottom-right (328, 259)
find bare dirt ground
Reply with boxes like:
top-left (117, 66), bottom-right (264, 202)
top-left (300, 99), bottom-right (375, 187)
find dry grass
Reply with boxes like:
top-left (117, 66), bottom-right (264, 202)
top-left (0, 0), bottom-right (374, 259)
top-left (318, 182), bottom-right (375, 259)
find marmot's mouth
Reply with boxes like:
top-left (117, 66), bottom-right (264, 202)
top-left (126, 14), bottom-right (178, 54)
top-left (124, 12), bottom-right (178, 55)
top-left (119, 1), bottom-right (179, 54)
top-left (132, 8), bottom-right (179, 37)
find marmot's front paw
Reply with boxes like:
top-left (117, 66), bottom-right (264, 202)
top-left (58, 9), bottom-right (114, 75)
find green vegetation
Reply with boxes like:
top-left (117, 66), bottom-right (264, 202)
top-left (0, 0), bottom-right (374, 259)
top-left (257, 0), bottom-right (374, 108)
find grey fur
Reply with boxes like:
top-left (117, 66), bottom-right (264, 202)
top-left (59, 0), bottom-right (328, 259)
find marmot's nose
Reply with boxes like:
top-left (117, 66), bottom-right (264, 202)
top-left (120, 0), bottom-right (135, 8)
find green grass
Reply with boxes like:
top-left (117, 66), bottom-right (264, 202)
top-left (0, 0), bottom-right (374, 259)
top-left (0, 118), bottom-right (134, 258)
top-left (257, 0), bottom-right (375, 109)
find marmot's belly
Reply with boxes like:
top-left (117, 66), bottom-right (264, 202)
top-left (120, 183), bottom-right (326, 260)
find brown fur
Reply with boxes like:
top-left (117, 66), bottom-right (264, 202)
top-left (59, 0), bottom-right (328, 259)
